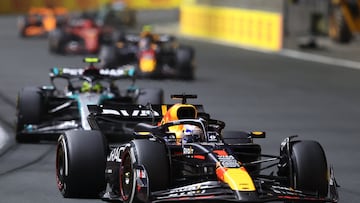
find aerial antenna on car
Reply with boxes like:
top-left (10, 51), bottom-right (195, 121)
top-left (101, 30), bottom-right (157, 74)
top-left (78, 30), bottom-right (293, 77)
top-left (145, 102), bottom-right (156, 125)
top-left (171, 93), bottom-right (197, 104)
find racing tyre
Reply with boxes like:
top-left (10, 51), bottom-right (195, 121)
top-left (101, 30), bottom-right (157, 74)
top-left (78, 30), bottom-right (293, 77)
top-left (137, 88), bottom-right (164, 105)
top-left (120, 139), bottom-right (170, 203)
top-left (329, 5), bottom-right (352, 43)
top-left (17, 16), bottom-right (27, 38)
top-left (175, 45), bottom-right (195, 80)
top-left (56, 130), bottom-right (107, 198)
top-left (99, 45), bottom-right (117, 68)
top-left (49, 28), bottom-right (66, 53)
top-left (290, 140), bottom-right (328, 202)
top-left (16, 87), bottom-right (42, 143)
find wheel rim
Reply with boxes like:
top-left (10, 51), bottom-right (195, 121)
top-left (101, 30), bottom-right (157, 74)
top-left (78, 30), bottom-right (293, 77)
top-left (56, 143), bottom-right (65, 191)
top-left (120, 152), bottom-right (134, 201)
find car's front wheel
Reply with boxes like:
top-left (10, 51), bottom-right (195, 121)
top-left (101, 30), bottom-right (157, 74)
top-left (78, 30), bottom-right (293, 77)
top-left (119, 139), bottom-right (170, 203)
top-left (16, 87), bottom-right (42, 143)
top-left (290, 140), bottom-right (329, 202)
top-left (56, 130), bottom-right (107, 198)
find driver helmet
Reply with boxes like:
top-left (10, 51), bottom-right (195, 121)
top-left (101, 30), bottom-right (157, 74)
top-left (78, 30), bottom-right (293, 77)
top-left (80, 81), bottom-right (102, 93)
top-left (180, 124), bottom-right (204, 143)
top-left (140, 25), bottom-right (155, 39)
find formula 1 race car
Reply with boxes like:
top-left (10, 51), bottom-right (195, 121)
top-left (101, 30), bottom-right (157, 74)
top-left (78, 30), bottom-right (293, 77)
top-left (18, 7), bottom-right (68, 38)
top-left (55, 94), bottom-right (339, 202)
top-left (48, 15), bottom-right (111, 55)
top-left (99, 28), bottom-right (195, 80)
top-left (16, 57), bottom-right (163, 143)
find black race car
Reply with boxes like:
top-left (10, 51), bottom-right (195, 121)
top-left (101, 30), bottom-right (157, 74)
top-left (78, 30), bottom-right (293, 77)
top-left (56, 94), bottom-right (339, 202)
top-left (99, 31), bottom-right (195, 80)
top-left (16, 57), bottom-right (163, 143)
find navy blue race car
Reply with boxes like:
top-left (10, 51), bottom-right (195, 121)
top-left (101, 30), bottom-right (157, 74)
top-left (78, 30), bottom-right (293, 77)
top-left (16, 57), bottom-right (163, 143)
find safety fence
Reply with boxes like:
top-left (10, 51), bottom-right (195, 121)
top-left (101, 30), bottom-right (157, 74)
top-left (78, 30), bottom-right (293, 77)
top-left (180, 1), bottom-right (283, 51)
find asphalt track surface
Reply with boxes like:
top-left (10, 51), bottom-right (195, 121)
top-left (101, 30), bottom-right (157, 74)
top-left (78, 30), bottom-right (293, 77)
top-left (0, 14), bottom-right (360, 203)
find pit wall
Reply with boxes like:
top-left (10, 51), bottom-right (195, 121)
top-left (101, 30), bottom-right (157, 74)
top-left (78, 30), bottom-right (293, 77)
top-left (0, 0), bottom-right (181, 14)
top-left (180, 0), bottom-right (284, 51)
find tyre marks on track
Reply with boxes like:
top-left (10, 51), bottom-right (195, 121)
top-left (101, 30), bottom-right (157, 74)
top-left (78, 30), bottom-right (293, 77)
top-left (0, 90), bottom-right (15, 129)
top-left (0, 144), bottom-right (55, 178)
top-left (0, 90), bottom-right (16, 157)
top-left (0, 90), bottom-right (55, 178)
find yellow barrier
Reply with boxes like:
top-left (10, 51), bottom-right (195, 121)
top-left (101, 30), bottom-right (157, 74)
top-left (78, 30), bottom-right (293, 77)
top-left (127, 0), bottom-right (181, 9)
top-left (180, 4), bottom-right (283, 51)
top-left (0, 0), bottom-right (181, 14)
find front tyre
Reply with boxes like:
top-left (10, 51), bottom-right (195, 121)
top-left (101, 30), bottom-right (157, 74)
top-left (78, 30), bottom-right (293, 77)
top-left (329, 4), bottom-right (352, 43)
top-left (16, 87), bottom-right (42, 143)
top-left (56, 130), bottom-right (107, 198)
top-left (120, 139), bottom-right (170, 203)
top-left (291, 140), bottom-right (329, 201)
top-left (175, 45), bottom-right (195, 80)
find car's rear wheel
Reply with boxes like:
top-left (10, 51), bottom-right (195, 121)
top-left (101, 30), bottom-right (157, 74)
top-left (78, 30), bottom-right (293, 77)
top-left (290, 140), bottom-right (329, 202)
top-left (16, 87), bottom-right (42, 143)
top-left (99, 45), bottom-right (117, 68)
top-left (137, 88), bottom-right (164, 105)
top-left (120, 139), bottom-right (170, 203)
top-left (329, 4), bottom-right (352, 43)
top-left (175, 45), bottom-right (195, 80)
top-left (56, 130), bottom-right (107, 198)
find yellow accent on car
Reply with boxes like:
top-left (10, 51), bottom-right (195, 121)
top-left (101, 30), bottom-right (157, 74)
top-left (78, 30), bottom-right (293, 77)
top-left (84, 57), bottom-right (100, 63)
top-left (222, 168), bottom-right (256, 191)
top-left (139, 58), bottom-right (156, 72)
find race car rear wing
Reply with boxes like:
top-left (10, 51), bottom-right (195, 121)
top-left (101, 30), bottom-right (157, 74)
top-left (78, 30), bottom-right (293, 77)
top-left (87, 103), bottom-right (205, 137)
top-left (88, 103), bottom-right (205, 121)
top-left (49, 66), bottom-right (135, 80)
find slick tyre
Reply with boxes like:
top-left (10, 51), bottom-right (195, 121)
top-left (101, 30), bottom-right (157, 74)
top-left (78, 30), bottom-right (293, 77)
top-left (120, 139), bottom-right (170, 203)
top-left (137, 88), bottom-right (164, 105)
top-left (290, 140), bottom-right (328, 201)
top-left (56, 130), bottom-right (107, 198)
top-left (16, 87), bottom-right (42, 143)
top-left (99, 45), bottom-right (117, 68)
top-left (329, 5), bottom-right (352, 43)
top-left (175, 46), bottom-right (195, 80)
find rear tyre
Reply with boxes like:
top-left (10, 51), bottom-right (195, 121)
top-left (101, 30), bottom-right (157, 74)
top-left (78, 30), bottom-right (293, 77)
top-left (175, 46), bottom-right (195, 80)
top-left (120, 139), bottom-right (170, 203)
top-left (99, 45), bottom-right (117, 68)
top-left (56, 130), bottom-right (107, 198)
top-left (137, 88), bottom-right (164, 105)
top-left (16, 87), bottom-right (42, 143)
top-left (290, 140), bottom-right (328, 201)
top-left (49, 29), bottom-right (66, 53)
top-left (329, 5), bottom-right (352, 43)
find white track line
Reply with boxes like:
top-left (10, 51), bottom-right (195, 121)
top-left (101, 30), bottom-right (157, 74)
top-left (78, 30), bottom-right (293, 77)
top-left (280, 49), bottom-right (360, 70)
top-left (0, 125), bottom-right (8, 150)
top-left (183, 34), bottom-right (360, 70)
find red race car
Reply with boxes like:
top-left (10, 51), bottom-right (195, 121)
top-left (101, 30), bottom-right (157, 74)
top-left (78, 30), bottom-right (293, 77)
top-left (48, 15), bottom-right (110, 55)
